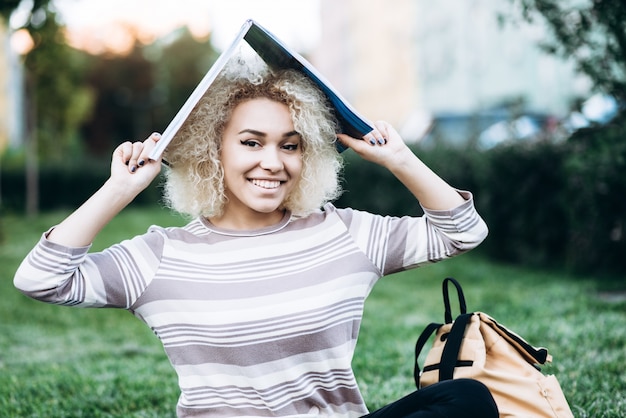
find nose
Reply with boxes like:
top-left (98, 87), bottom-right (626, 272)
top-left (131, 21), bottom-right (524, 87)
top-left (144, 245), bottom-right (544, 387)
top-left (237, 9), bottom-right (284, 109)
top-left (259, 148), bottom-right (284, 172)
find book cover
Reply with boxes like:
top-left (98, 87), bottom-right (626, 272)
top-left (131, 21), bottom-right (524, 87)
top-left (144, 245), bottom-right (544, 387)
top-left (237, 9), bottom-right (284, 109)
top-left (149, 19), bottom-right (373, 161)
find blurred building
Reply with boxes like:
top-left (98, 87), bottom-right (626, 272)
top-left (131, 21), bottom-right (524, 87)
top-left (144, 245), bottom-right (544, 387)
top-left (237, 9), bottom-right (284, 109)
top-left (312, 0), bottom-right (419, 132)
top-left (312, 0), bottom-right (591, 144)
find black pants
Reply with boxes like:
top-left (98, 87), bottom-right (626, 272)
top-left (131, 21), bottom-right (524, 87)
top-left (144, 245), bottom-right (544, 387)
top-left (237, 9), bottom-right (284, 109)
top-left (362, 379), bottom-right (498, 418)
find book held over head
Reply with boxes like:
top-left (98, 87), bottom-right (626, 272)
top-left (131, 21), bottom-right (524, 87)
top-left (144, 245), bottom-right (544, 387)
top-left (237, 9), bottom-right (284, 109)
top-left (149, 19), bottom-right (373, 161)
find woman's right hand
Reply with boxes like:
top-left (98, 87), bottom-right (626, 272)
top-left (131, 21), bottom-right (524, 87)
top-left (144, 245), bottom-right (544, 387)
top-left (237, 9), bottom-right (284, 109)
top-left (46, 132), bottom-right (165, 247)
top-left (110, 132), bottom-right (163, 197)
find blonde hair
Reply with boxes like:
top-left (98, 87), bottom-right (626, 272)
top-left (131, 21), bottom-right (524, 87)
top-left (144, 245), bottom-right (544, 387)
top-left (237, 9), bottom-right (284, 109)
top-left (162, 55), bottom-right (343, 219)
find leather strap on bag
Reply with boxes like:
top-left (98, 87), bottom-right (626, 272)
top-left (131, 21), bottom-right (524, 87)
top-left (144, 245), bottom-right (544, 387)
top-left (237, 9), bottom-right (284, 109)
top-left (414, 278), bottom-right (470, 386)
top-left (438, 312), bottom-right (472, 381)
top-left (443, 277), bottom-right (467, 323)
top-left (440, 277), bottom-right (471, 380)
top-left (444, 278), bottom-right (550, 366)
top-left (413, 322), bottom-right (441, 386)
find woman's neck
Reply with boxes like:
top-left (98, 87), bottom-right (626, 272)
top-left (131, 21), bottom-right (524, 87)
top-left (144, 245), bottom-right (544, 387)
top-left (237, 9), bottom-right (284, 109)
top-left (207, 209), bottom-right (287, 231)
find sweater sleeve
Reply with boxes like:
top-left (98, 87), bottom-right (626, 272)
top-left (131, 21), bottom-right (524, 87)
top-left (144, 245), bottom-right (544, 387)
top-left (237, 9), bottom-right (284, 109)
top-left (13, 228), bottom-right (165, 309)
top-left (335, 190), bottom-right (488, 276)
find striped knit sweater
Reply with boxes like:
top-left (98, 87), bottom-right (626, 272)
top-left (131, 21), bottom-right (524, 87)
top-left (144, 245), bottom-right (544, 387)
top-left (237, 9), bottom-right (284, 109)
top-left (14, 193), bottom-right (487, 417)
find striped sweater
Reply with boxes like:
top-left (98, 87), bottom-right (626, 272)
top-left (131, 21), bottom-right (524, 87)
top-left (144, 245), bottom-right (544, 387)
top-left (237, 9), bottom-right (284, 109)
top-left (14, 193), bottom-right (487, 417)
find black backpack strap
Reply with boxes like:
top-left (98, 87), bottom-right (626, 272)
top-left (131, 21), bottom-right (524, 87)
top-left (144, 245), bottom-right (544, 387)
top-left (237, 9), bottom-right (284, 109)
top-left (438, 312), bottom-right (472, 381)
top-left (413, 322), bottom-right (442, 387)
top-left (443, 277), bottom-right (467, 323)
top-left (414, 278), bottom-right (471, 387)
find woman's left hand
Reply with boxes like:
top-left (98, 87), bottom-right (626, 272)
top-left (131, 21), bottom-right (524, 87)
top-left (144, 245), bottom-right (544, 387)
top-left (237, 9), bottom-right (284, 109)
top-left (338, 121), bottom-right (465, 210)
top-left (336, 121), bottom-right (412, 169)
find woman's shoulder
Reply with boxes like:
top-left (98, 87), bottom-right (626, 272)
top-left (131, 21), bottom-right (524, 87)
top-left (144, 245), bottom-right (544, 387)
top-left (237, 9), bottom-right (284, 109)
top-left (146, 218), bottom-right (209, 239)
top-left (320, 202), bottom-right (387, 222)
top-left (302, 203), bottom-right (378, 228)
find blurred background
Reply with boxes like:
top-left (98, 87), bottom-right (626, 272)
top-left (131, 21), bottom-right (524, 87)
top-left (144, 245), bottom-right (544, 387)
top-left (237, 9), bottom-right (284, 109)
top-left (1, 0), bottom-right (625, 278)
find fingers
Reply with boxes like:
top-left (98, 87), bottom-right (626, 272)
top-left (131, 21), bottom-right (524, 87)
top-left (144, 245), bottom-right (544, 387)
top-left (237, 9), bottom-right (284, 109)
top-left (138, 132), bottom-right (162, 166)
top-left (363, 130), bottom-right (386, 146)
top-left (336, 121), bottom-right (403, 159)
top-left (116, 132), bottom-right (161, 173)
top-left (346, 121), bottom-right (389, 148)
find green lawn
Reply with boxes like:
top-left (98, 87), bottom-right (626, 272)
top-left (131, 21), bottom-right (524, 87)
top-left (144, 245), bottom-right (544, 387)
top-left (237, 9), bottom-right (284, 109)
top-left (1, 207), bottom-right (624, 417)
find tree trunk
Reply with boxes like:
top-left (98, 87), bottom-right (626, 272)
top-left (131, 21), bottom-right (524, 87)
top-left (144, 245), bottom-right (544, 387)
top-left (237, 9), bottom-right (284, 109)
top-left (25, 72), bottom-right (38, 217)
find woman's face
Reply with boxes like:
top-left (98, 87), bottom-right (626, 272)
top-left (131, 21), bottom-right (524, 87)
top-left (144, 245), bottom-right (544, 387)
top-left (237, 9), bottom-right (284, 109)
top-left (215, 97), bottom-right (303, 229)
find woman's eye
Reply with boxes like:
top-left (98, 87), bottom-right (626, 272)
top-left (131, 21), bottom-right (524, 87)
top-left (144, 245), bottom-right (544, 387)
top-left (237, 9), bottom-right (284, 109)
top-left (282, 143), bottom-right (299, 151)
top-left (241, 140), bottom-right (260, 148)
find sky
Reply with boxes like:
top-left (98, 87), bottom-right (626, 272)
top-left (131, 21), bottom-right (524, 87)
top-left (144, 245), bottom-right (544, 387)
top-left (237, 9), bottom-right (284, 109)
top-left (50, 0), bottom-right (321, 54)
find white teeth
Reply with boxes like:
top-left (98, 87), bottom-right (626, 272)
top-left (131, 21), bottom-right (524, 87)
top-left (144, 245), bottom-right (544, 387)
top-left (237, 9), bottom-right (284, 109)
top-left (251, 179), bottom-right (281, 189)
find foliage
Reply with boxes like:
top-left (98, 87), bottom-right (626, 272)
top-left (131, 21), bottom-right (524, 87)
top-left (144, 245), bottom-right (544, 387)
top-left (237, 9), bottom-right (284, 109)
top-left (1, 0), bottom-right (94, 162)
top-left (1, 208), bottom-right (623, 416)
top-left (335, 131), bottom-right (626, 278)
top-left (507, 0), bottom-right (626, 102)
top-left (3, 123), bottom-right (624, 274)
top-left (24, 14), bottom-right (94, 161)
top-left (495, 0), bottom-right (626, 275)
top-left (78, 28), bottom-right (218, 157)
top-left (156, 28), bottom-right (219, 126)
top-left (1, 3), bottom-right (218, 161)
top-left (336, 151), bottom-right (423, 217)
top-left (474, 142), bottom-right (570, 267)
top-left (562, 112), bottom-right (626, 274)
top-left (0, 158), bottom-right (165, 212)
top-left (79, 42), bottom-right (161, 156)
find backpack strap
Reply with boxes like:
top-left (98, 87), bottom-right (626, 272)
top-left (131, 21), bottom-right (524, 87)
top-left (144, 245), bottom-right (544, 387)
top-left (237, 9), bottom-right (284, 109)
top-left (414, 277), bottom-right (470, 387)
top-left (438, 312), bottom-right (473, 381)
top-left (443, 277), bottom-right (467, 323)
top-left (413, 322), bottom-right (442, 387)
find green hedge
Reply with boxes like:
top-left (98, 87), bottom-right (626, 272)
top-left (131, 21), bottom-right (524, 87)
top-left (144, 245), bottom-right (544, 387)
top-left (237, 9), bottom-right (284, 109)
top-left (2, 118), bottom-right (625, 277)
top-left (338, 117), bottom-right (626, 278)
top-left (0, 160), bottom-right (164, 213)
top-left (474, 118), bottom-right (626, 277)
top-left (561, 120), bottom-right (626, 276)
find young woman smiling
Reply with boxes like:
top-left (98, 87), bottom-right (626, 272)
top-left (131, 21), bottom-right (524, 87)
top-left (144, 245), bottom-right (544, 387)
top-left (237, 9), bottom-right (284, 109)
top-left (14, 57), bottom-right (496, 418)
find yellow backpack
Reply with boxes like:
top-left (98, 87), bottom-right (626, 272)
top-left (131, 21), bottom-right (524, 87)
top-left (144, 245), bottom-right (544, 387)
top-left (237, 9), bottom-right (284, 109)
top-left (414, 278), bottom-right (574, 418)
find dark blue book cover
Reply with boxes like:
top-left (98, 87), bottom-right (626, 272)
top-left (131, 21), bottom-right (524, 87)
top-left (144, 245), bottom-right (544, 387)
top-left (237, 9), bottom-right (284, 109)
top-left (150, 19), bottom-right (372, 160)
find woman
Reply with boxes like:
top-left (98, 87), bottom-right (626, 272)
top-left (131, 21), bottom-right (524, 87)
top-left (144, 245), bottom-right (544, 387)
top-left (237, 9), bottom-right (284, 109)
top-left (14, 58), bottom-right (497, 417)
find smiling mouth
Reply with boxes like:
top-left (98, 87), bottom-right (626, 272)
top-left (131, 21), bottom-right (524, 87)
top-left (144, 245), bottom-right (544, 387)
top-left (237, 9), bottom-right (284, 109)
top-left (250, 179), bottom-right (282, 189)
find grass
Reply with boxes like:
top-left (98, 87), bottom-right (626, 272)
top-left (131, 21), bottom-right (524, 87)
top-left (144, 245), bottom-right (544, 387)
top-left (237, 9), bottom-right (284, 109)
top-left (1, 206), bottom-right (624, 417)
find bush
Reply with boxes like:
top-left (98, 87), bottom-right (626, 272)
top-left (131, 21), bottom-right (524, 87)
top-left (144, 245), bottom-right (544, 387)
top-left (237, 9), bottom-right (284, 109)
top-left (336, 115), bottom-right (626, 278)
top-left (335, 152), bottom-right (423, 217)
top-left (477, 142), bottom-right (569, 267)
top-left (0, 160), bottom-right (164, 213)
top-left (562, 117), bottom-right (626, 275)
top-left (3, 117), bottom-right (625, 277)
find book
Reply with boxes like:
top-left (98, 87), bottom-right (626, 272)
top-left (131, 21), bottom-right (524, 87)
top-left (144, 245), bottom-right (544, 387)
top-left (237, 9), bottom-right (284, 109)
top-left (149, 19), bottom-right (373, 161)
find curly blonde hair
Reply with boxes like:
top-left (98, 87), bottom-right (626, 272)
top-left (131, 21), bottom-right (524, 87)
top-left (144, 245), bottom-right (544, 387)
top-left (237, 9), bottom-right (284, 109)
top-left (162, 55), bottom-right (343, 219)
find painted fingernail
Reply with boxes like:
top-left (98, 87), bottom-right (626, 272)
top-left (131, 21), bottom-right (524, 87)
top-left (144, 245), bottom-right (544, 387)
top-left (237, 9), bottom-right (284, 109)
top-left (369, 138), bottom-right (376, 145)
top-left (125, 160), bottom-right (130, 166)
top-left (378, 138), bottom-right (386, 145)
top-left (138, 159), bottom-right (145, 166)
top-left (131, 165), bottom-right (136, 173)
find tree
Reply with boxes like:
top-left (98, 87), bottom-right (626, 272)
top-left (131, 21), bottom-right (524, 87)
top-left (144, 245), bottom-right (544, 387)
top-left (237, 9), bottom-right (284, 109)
top-left (507, 0), bottom-right (626, 104)
top-left (1, 0), bottom-right (93, 215)
top-left (79, 27), bottom-right (219, 157)
top-left (3, 1), bottom-right (93, 161)
top-left (157, 27), bottom-right (219, 122)
top-left (503, 0), bottom-right (626, 276)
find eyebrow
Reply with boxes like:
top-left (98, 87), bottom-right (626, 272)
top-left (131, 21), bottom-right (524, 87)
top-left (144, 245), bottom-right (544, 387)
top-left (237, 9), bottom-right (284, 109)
top-left (238, 129), bottom-right (300, 138)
